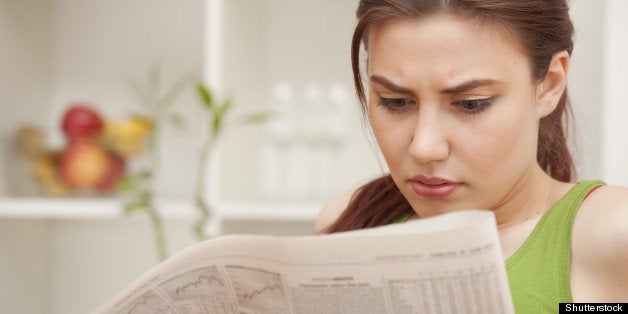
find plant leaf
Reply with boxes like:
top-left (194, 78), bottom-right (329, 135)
top-left (123, 200), bottom-right (149, 214)
top-left (197, 83), bottom-right (213, 110)
top-left (216, 99), bottom-right (233, 119)
top-left (238, 111), bottom-right (276, 125)
top-left (211, 99), bottom-right (233, 135)
top-left (115, 177), bottom-right (139, 193)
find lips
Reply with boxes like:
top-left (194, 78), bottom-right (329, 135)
top-left (409, 175), bottom-right (462, 198)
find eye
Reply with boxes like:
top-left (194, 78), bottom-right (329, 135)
top-left (453, 96), bottom-right (496, 115)
top-left (377, 97), bottom-right (414, 114)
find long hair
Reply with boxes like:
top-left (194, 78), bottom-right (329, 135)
top-left (327, 0), bottom-right (575, 233)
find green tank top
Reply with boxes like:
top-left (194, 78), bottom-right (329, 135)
top-left (394, 180), bottom-right (605, 313)
top-left (505, 180), bottom-right (604, 313)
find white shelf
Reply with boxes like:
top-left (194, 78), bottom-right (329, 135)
top-left (215, 201), bottom-right (320, 221)
top-left (0, 197), bottom-right (320, 221)
top-left (0, 198), bottom-right (121, 219)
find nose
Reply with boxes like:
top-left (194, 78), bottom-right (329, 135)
top-left (408, 108), bottom-right (450, 164)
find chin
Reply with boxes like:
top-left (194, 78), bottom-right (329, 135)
top-left (409, 197), bottom-right (475, 218)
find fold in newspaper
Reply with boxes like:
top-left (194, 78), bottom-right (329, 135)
top-left (95, 210), bottom-right (514, 314)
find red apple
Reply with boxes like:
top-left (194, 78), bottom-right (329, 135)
top-left (61, 104), bottom-right (104, 141)
top-left (59, 141), bottom-right (112, 190)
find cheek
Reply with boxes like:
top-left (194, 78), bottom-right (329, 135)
top-left (368, 108), bottom-right (412, 164)
top-left (461, 102), bottom-right (538, 177)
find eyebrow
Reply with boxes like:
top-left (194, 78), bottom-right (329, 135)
top-left (369, 75), bottom-right (413, 94)
top-left (440, 79), bottom-right (504, 94)
top-left (369, 75), bottom-right (503, 95)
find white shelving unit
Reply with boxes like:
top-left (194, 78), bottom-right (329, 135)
top-left (0, 1), bottom-right (341, 313)
top-left (0, 198), bottom-right (320, 221)
top-left (0, 197), bottom-right (320, 314)
top-left (0, 198), bottom-right (128, 220)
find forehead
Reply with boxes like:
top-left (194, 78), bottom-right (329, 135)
top-left (366, 15), bottom-right (531, 84)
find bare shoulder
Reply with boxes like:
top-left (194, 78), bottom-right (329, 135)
top-left (314, 189), bottom-right (356, 234)
top-left (572, 184), bottom-right (628, 301)
top-left (579, 184), bottom-right (628, 230)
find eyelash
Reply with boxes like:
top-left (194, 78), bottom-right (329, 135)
top-left (453, 96), bottom-right (496, 115)
top-left (377, 97), bottom-right (414, 114)
top-left (376, 96), bottom-right (496, 115)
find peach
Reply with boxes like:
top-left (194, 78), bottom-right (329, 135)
top-left (59, 141), bottom-right (112, 190)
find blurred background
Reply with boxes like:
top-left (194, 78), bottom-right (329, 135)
top-left (0, 0), bottom-right (626, 313)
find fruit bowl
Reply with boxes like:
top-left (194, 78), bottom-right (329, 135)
top-left (11, 104), bottom-right (151, 197)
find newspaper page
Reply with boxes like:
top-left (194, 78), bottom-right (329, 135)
top-left (95, 210), bottom-right (514, 314)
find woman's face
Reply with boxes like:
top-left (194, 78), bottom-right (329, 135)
top-left (367, 15), bottom-right (546, 217)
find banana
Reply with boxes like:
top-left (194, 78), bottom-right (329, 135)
top-left (102, 117), bottom-right (153, 157)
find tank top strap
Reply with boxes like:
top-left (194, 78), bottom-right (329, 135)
top-left (505, 180), bottom-right (605, 312)
top-left (393, 210), bottom-right (413, 223)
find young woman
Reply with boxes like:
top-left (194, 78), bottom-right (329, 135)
top-left (316, 0), bottom-right (627, 312)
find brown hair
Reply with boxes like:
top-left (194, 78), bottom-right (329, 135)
top-left (328, 0), bottom-right (575, 233)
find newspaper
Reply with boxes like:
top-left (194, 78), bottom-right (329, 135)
top-left (95, 210), bottom-right (514, 314)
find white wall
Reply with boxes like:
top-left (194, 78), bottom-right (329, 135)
top-left (602, 0), bottom-right (628, 186)
top-left (0, 0), bottom-right (53, 134)
top-left (0, 220), bottom-right (50, 314)
top-left (569, 0), bottom-right (628, 186)
top-left (568, 0), bottom-right (605, 181)
top-left (48, 218), bottom-right (198, 314)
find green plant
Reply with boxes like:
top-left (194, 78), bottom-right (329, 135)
top-left (193, 83), bottom-right (274, 241)
top-left (116, 73), bottom-right (272, 259)
top-left (118, 67), bottom-right (189, 261)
